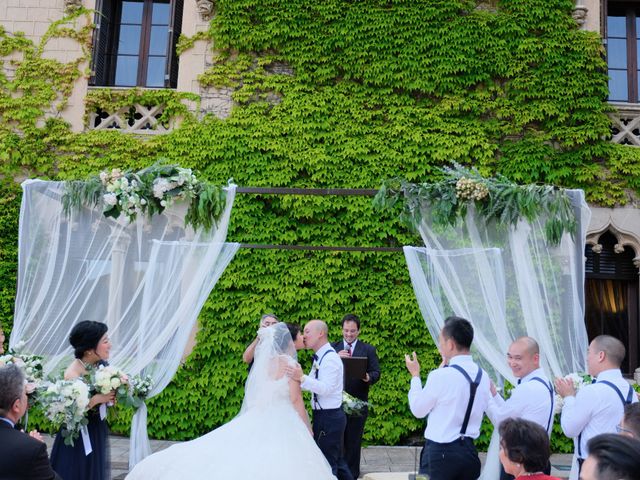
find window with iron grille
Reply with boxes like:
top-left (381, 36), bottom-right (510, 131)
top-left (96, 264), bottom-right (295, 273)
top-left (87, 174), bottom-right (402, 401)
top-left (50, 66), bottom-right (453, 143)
top-left (91, 0), bottom-right (183, 88)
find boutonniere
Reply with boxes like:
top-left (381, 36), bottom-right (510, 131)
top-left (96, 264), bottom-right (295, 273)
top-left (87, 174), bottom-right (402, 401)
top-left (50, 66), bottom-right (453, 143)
top-left (311, 361), bottom-right (319, 372)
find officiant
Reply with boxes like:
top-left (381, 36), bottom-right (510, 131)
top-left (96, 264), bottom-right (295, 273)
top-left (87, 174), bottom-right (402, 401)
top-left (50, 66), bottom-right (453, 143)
top-left (331, 313), bottom-right (380, 480)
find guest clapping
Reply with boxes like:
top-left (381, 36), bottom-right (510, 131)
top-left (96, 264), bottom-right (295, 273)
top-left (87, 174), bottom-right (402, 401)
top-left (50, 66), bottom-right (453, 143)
top-left (243, 313), bottom-right (279, 366)
top-left (50, 321), bottom-right (114, 480)
top-left (498, 418), bottom-right (560, 480)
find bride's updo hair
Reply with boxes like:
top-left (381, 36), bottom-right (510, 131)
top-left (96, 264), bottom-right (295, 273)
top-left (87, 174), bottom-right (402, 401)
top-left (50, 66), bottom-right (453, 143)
top-left (69, 321), bottom-right (108, 359)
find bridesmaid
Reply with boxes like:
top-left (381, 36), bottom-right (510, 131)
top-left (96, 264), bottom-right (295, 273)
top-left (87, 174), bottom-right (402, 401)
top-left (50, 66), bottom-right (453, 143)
top-left (50, 321), bottom-right (115, 480)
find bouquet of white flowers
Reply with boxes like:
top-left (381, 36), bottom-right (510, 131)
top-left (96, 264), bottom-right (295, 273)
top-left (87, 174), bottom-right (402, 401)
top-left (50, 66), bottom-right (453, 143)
top-left (116, 374), bottom-right (154, 408)
top-left (92, 365), bottom-right (129, 398)
top-left (38, 379), bottom-right (90, 446)
top-left (554, 372), bottom-right (592, 414)
top-left (0, 341), bottom-right (44, 385)
top-left (342, 391), bottom-right (370, 416)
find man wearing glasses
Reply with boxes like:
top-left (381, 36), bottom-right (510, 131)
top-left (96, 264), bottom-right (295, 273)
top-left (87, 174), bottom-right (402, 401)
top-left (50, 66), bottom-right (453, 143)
top-left (617, 403), bottom-right (640, 439)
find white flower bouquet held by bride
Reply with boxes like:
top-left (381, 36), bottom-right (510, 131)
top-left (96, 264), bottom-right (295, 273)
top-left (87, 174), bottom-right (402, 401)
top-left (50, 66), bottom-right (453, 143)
top-left (554, 372), bottom-right (592, 414)
top-left (37, 379), bottom-right (91, 446)
top-left (342, 391), bottom-right (370, 416)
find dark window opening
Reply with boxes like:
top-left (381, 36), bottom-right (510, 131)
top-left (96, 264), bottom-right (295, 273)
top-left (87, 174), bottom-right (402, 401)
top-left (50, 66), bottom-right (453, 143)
top-left (585, 231), bottom-right (639, 374)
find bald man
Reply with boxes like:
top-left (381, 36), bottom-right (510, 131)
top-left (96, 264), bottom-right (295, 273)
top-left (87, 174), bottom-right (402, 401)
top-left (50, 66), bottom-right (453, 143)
top-left (555, 335), bottom-right (638, 474)
top-left (289, 320), bottom-right (353, 480)
top-left (487, 337), bottom-right (555, 480)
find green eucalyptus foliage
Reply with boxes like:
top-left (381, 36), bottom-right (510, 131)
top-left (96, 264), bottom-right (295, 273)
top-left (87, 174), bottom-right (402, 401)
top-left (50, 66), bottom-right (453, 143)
top-left (2, 0), bottom-right (640, 452)
top-left (374, 164), bottom-right (577, 245)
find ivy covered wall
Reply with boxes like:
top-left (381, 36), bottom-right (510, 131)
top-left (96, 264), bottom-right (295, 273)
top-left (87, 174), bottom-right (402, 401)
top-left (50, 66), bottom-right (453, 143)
top-left (2, 0), bottom-right (640, 451)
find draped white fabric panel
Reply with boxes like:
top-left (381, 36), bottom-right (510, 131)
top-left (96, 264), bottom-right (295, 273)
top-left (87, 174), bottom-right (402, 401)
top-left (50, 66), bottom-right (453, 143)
top-left (12, 180), bottom-right (239, 468)
top-left (404, 190), bottom-right (591, 479)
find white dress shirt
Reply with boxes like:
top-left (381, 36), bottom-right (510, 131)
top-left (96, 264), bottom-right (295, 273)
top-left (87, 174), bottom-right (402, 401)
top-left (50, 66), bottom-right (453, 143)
top-left (560, 368), bottom-right (638, 458)
top-left (408, 354), bottom-right (491, 443)
top-left (301, 342), bottom-right (344, 410)
top-left (487, 367), bottom-right (555, 433)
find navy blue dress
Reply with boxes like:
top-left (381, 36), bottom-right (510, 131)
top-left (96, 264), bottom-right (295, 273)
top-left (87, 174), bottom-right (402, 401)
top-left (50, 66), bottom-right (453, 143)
top-left (50, 409), bottom-right (109, 480)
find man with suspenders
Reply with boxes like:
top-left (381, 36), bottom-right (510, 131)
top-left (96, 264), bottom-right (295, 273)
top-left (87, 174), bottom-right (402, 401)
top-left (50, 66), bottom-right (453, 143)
top-left (486, 337), bottom-right (555, 480)
top-left (555, 335), bottom-right (638, 475)
top-left (405, 316), bottom-right (491, 480)
top-left (293, 319), bottom-right (354, 480)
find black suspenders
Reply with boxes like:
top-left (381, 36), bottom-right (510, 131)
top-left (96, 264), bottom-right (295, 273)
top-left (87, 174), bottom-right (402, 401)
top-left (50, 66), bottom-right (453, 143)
top-left (577, 381), bottom-right (634, 459)
top-left (449, 364), bottom-right (483, 437)
top-left (312, 349), bottom-right (335, 410)
top-left (530, 377), bottom-right (554, 433)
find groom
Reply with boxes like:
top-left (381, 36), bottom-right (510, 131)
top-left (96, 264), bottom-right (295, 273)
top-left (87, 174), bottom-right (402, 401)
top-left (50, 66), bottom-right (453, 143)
top-left (290, 320), bottom-right (353, 480)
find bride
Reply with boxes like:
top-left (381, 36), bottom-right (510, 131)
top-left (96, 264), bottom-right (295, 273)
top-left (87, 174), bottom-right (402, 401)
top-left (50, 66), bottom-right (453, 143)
top-left (126, 322), bottom-right (337, 480)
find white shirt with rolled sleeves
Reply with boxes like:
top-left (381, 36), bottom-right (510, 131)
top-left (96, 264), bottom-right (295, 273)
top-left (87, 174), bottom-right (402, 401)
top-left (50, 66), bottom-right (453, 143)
top-left (408, 354), bottom-right (491, 443)
top-left (301, 343), bottom-right (344, 410)
top-left (560, 368), bottom-right (638, 459)
top-left (487, 367), bottom-right (555, 433)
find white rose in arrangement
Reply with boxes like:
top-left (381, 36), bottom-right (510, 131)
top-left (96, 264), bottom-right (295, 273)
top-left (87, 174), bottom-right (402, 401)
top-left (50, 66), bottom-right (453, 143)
top-left (103, 193), bottom-right (118, 206)
top-left (99, 171), bottom-right (109, 185)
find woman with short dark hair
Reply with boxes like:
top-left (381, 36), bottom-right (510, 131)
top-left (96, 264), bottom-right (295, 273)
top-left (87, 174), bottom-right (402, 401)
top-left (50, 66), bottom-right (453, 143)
top-left (499, 418), bottom-right (560, 480)
top-left (50, 320), bottom-right (115, 480)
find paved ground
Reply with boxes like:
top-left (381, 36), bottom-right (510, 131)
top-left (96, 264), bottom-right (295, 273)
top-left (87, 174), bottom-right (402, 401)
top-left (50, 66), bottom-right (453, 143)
top-left (42, 434), bottom-right (574, 479)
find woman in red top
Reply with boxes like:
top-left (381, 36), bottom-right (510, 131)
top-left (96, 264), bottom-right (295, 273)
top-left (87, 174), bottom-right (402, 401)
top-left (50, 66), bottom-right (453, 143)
top-left (499, 418), bottom-right (561, 480)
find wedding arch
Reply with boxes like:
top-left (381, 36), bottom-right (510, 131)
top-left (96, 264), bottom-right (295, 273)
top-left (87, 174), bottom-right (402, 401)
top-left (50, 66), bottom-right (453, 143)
top-left (375, 165), bottom-right (590, 479)
top-left (9, 163), bottom-right (591, 476)
top-left (11, 167), bottom-right (239, 468)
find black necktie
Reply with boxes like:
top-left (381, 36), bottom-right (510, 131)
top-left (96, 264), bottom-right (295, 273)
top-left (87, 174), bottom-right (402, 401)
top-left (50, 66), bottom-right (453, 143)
top-left (517, 379), bottom-right (522, 385)
top-left (591, 378), bottom-right (597, 384)
top-left (347, 342), bottom-right (353, 356)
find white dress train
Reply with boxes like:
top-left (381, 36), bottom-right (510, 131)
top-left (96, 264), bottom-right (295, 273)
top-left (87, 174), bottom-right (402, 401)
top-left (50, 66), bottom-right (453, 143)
top-left (126, 324), bottom-right (337, 480)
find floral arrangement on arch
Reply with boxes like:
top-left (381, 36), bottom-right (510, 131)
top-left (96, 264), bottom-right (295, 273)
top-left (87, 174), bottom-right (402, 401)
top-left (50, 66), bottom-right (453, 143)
top-left (373, 163), bottom-right (577, 246)
top-left (62, 162), bottom-right (228, 232)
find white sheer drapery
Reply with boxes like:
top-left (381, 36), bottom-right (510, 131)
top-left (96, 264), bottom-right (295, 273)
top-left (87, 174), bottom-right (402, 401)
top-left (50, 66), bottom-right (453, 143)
top-left (403, 190), bottom-right (591, 479)
top-left (11, 180), bottom-right (239, 469)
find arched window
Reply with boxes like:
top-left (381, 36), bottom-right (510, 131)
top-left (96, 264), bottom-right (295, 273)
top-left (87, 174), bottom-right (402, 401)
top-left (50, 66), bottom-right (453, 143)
top-left (585, 231), bottom-right (639, 374)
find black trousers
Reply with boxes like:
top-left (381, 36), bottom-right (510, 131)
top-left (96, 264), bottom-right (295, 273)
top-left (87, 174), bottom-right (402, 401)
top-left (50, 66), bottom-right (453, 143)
top-left (344, 411), bottom-right (367, 479)
top-left (312, 408), bottom-right (354, 480)
top-left (419, 437), bottom-right (480, 480)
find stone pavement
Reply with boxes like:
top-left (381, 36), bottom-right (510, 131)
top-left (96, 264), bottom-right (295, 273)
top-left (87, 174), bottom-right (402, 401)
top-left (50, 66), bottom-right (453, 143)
top-left (42, 434), bottom-right (574, 479)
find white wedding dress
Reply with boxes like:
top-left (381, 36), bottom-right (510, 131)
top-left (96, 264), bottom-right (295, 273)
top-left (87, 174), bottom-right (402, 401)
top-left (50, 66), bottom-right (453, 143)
top-left (126, 324), bottom-right (337, 480)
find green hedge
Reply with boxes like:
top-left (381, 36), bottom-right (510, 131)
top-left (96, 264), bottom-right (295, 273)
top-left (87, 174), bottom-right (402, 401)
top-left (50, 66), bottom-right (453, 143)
top-left (2, 0), bottom-right (640, 452)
